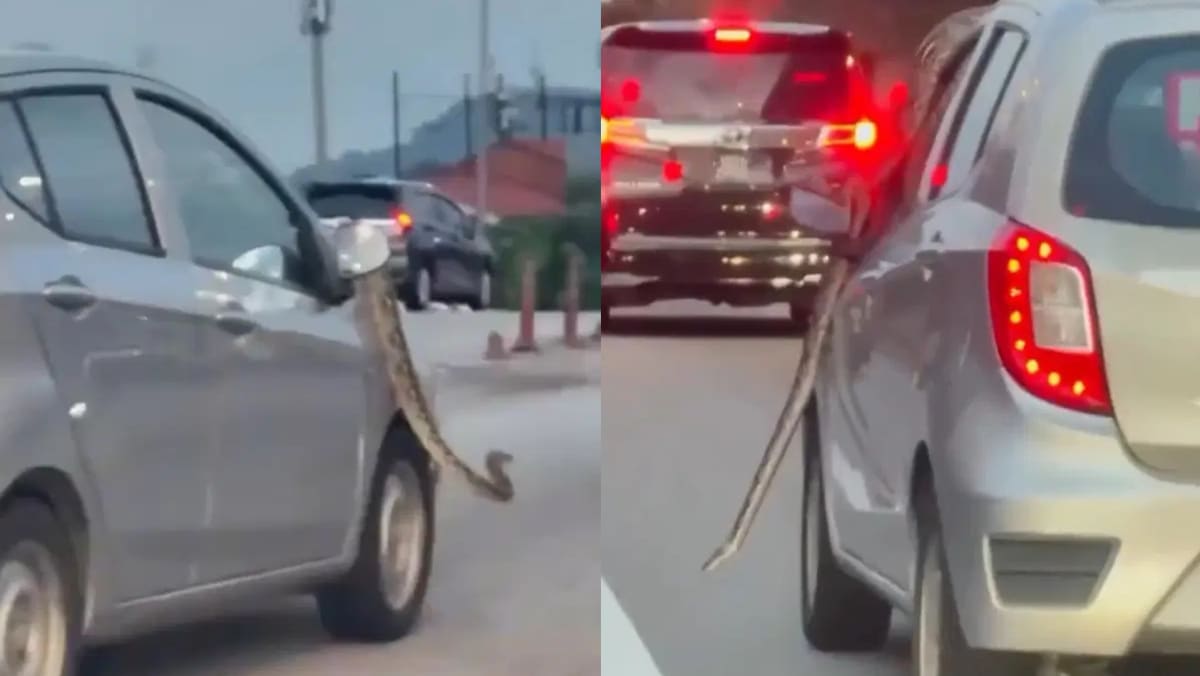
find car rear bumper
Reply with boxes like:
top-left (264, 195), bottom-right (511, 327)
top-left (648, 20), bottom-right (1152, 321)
top-left (602, 232), bottom-right (829, 306)
top-left (939, 392), bottom-right (1200, 657)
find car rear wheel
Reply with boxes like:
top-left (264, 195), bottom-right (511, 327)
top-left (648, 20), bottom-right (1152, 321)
top-left (317, 452), bottom-right (434, 643)
top-left (0, 500), bottom-right (79, 676)
top-left (913, 486), bottom-right (1039, 676)
top-left (469, 270), bottom-right (491, 311)
top-left (800, 414), bottom-right (891, 652)
top-left (405, 267), bottom-right (433, 312)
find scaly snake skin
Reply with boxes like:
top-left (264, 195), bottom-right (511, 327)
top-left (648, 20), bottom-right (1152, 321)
top-left (703, 259), bottom-right (851, 571)
top-left (356, 268), bottom-right (515, 502)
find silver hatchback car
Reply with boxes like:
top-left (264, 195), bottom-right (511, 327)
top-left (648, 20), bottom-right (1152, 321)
top-left (0, 54), bottom-right (435, 674)
top-left (801, 0), bottom-right (1200, 673)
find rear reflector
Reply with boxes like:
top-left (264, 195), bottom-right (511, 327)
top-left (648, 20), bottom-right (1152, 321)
top-left (987, 221), bottom-right (1111, 415)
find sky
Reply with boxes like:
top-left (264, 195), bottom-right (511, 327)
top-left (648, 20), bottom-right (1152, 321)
top-left (0, 0), bottom-right (600, 172)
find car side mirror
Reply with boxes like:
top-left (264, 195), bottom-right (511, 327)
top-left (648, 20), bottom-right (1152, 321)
top-left (331, 219), bottom-right (389, 278)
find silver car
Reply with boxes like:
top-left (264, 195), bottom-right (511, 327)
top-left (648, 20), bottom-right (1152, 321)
top-left (0, 54), bottom-right (434, 673)
top-left (801, 0), bottom-right (1200, 673)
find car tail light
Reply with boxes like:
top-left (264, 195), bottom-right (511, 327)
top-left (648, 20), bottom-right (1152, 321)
top-left (662, 159), bottom-right (683, 183)
top-left (818, 119), bottom-right (878, 151)
top-left (987, 220), bottom-right (1111, 415)
top-left (714, 27), bottom-right (752, 43)
top-left (601, 116), bottom-right (609, 144)
top-left (761, 201), bottom-right (782, 220)
top-left (392, 208), bottom-right (413, 235)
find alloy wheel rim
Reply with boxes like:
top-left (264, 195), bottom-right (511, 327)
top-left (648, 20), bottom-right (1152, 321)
top-left (0, 543), bottom-right (66, 676)
top-left (379, 465), bottom-right (427, 610)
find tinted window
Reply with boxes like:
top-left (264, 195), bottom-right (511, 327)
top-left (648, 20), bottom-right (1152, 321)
top-left (429, 194), bottom-right (463, 228)
top-left (20, 94), bottom-right (156, 250)
top-left (307, 184), bottom-right (396, 219)
top-left (138, 97), bottom-right (309, 287)
top-left (936, 28), bottom-right (1027, 198)
top-left (602, 28), bottom-right (853, 123)
top-left (0, 102), bottom-right (50, 223)
top-left (1065, 36), bottom-right (1200, 227)
top-left (404, 189), bottom-right (437, 224)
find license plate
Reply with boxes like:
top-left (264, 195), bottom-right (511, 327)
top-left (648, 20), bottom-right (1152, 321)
top-left (714, 154), bottom-right (751, 183)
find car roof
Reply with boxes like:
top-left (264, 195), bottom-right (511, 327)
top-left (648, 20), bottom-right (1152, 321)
top-left (0, 50), bottom-right (137, 78)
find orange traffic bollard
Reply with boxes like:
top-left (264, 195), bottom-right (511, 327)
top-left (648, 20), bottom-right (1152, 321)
top-left (511, 256), bottom-right (539, 353)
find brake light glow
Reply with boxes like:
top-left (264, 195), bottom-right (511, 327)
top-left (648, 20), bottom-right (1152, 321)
top-left (792, 72), bottom-right (830, 84)
top-left (662, 159), bottom-right (684, 183)
top-left (987, 221), bottom-right (1111, 415)
top-left (714, 27), bottom-right (752, 43)
top-left (761, 201), bottom-right (782, 220)
top-left (601, 116), bottom-right (609, 144)
top-left (818, 119), bottom-right (878, 151)
top-left (620, 79), bottom-right (641, 103)
top-left (393, 209), bottom-right (413, 234)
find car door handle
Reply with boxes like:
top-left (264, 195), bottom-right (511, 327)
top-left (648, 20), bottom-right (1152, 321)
top-left (213, 299), bottom-right (257, 336)
top-left (42, 276), bottom-right (96, 312)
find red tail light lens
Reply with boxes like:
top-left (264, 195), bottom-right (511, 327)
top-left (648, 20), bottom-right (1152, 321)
top-left (662, 159), bottom-right (684, 183)
top-left (987, 221), bottom-right (1111, 415)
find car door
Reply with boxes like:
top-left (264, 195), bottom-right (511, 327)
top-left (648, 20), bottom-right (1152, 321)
top-left (821, 34), bottom-right (982, 589)
top-left (406, 189), bottom-right (461, 297)
top-left (133, 90), bottom-right (369, 580)
top-left (1, 82), bottom-right (213, 602)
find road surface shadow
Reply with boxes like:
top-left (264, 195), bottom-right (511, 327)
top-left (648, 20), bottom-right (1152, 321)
top-left (604, 315), bottom-right (804, 338)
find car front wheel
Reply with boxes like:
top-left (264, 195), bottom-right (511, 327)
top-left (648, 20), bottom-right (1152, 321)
top-left (800, 423), bottom-right (891, 651)
top-left (317, 451), bottom-right (434, 643)
top-left (405, 267), bottom-right (434, 311)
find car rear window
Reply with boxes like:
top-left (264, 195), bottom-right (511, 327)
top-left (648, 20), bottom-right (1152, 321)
top-left (306, 183), bottom-right (397, 219)
top-left (1064, 36), bottom-right (1200, 227)
top-left (601, 27), bottom-right (852, 124)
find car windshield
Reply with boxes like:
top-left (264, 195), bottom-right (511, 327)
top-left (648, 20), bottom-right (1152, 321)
top-left (601, 29), bottom-right (851, 124)
top-left (1065, 36), bottom-right (1200, 227)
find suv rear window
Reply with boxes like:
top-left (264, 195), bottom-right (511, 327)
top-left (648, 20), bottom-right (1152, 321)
top-left (306, 183), bottom-right (398, 219)
top-left (601, 27), bottom-right (852, 124)
top-left (1065, 36), bottom-right (1200, 227)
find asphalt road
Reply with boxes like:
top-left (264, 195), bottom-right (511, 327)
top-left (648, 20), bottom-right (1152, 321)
top-left (602, 301), bottom-right (910, 676)
top-left (78, 311), bottom-right (601, 676)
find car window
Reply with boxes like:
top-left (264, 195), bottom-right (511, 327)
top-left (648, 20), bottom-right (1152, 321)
top-left (0, 101), bottom-right (50, 223)
top-left (1064, 35), bottom-right (1200, 227)
top-left (602, 27), bottom-right (853, 123)
top-left (898, 37), bottom-right (977, 216)
top-left (430, 194), bottom-right (463, 230)
top-left (307, 184), bottom-right (396, 219)
top-left (137, 96), bottom-right (310, 289)
top-left (404, 189), bottom-right (436, 224)
top-left (19, 93), bottom-right (157, 252)
top-left (934, 27), bottom-right (1027, 198)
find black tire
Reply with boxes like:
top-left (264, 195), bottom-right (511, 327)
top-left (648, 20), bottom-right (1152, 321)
top-left (404, 265), bottom-right (434, 312)
top-left (317, 450), bottom-right (435, 643)
top-left (467, 269), bottom-right (492, 311)
top-left (0, 499), bottom-right (82, 676)
top-left (800, 423), bottom-right (892, 652)
top-left (912, 485), bottom-right (1039, 676)
top-left (789, 301), bottom-right (811, 328)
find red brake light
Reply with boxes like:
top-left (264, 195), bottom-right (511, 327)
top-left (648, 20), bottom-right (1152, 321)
top-left (818, 119), bottom-right (878, 151)
top-left (714, 27), bottom-right (752, 43)
top-left (393, 209), bottom-right (413, 234)
top-left (987, 221), bottom-right (1111, 415)
top-left (662, 159), bottom-right (684, 183)
top-left (761, 201), bottom-right (782, 220)
top-left (601, 116), bottom-right (609, 144)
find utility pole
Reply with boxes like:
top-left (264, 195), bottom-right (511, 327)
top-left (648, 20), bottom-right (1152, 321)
top-left (300, 0), bottom-right (333, 165)
top-left (476, 0), bottom-right (491, 224)
top-left (392, 71), bottom-right (402, 178)
top-left (463, 74), bottom-right (474, 161)
top-left (533, 67), bottom-right (549, 140)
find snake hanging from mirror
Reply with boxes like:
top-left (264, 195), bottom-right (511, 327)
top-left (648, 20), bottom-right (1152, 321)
top-left (355, 267), bottom-right (515, 502)
top-left (703, 259), bottom-right (851, 571)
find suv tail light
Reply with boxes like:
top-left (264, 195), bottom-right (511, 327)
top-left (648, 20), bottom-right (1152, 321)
top-left (987, 220), bottom-right (1111, 415)
top-left (392, 208), bottom-right (414, 236)
top-left (818, 119), bottom-right (878, 151)
top-left (714, 27), bottom-right (752, 43)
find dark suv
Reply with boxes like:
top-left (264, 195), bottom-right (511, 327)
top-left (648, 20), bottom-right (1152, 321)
top-left (305, 178), bottom-right (495, 310)
top-left (600, 21), bottom-right (880, 323)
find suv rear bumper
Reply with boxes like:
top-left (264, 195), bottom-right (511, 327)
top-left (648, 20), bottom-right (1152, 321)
top-left (602, 232), bottom-right (829, 307)
top-left (938, 392), bottom-right (1200, 658)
